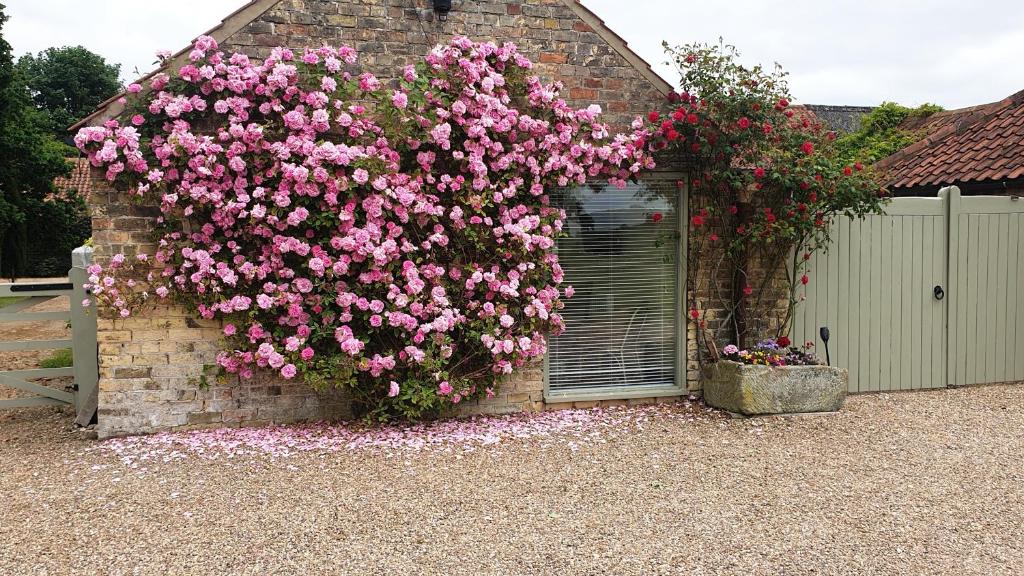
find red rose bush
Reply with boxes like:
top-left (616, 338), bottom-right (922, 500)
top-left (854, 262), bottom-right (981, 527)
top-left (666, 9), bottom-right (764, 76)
top-left (642, 41), bottom-right (884, 349)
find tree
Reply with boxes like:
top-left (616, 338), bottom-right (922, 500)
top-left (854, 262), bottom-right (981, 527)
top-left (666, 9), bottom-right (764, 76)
top-left (17, 45), bottom-right (121, 138)
top-left (834, 101), bottom-right (943, 165)
top-left (0, 3), bottom-right (76, 277)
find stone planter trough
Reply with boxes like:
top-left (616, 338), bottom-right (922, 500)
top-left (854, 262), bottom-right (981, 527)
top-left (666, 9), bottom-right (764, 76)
top-left (703, 360), bottom-right (848, 416)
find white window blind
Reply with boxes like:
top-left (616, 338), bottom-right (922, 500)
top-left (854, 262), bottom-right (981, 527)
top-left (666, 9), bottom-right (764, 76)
top-left (548, 180), bottom-right (680, 392)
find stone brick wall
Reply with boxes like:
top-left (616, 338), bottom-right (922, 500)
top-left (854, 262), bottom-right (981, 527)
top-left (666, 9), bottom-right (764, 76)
top-left (88, 0), bottom-right (697, 438)
top-left (220, 0), bottom-right (669, 132)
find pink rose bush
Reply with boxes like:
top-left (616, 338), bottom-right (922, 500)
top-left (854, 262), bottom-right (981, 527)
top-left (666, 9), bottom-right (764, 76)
top-left (76, 36), bottom-right (652, 419)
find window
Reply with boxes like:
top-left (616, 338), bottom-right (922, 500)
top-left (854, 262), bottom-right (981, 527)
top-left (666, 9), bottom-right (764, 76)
top-left (547, 179), bottom-right (682, 393)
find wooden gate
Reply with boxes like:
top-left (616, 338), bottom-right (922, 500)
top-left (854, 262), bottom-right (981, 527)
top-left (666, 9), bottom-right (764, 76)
top-left (0, 247), bottom-right (98, 425)
top-left (792, 186), bottom-right (1024, 392)
top-left (947, 192), bottom-right (1024, 386)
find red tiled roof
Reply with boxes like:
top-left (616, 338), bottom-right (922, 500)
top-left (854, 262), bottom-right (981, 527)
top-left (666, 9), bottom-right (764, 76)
top-left (876, 89), bottom-right (1024, 189)
top-left (51, 157), bottom-right (94, 202)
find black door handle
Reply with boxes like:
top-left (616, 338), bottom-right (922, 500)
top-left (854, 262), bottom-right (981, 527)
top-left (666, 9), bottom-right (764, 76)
top-left (934, 285), bottom-right (945, 300)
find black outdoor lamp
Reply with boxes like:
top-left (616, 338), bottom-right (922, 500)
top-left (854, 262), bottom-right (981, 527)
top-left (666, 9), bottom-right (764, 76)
top-left (433, 0), bottom-right (452, 21)
top-left (819, 326), bottom-right (831, 366)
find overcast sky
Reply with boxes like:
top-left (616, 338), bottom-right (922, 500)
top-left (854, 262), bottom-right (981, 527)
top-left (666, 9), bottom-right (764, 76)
top-left (6, 0), bottom-right (1024, 109)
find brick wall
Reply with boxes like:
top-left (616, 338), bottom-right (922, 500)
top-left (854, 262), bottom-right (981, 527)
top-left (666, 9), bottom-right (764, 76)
top-left (89, 0), bottom-right (696, 438)
top-left (220, 0), bottom-right (669, 132)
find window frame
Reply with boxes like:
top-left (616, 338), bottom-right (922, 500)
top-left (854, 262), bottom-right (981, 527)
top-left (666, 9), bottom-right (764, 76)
top-left (543, 173), bottom-right (688, 402)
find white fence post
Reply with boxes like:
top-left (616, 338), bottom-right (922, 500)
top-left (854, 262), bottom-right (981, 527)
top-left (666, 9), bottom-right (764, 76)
top-left (70, 246), bottom-right (98, 426)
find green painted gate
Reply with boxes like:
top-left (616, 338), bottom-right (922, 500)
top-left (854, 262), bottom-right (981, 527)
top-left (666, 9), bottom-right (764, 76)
top-left (0, 247), bottom-right (98, 424)
top-left (792, 186), bottom-right (1024, 392)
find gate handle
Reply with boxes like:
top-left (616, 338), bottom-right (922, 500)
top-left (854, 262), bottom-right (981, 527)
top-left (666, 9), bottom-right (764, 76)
top-left (934, 285), bottom-right (945, 300)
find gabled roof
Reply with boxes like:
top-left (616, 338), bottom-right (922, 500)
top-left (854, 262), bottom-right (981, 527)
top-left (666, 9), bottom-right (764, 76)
top-left (876, 89), bottom-right (1024, 189)
top-left (70, 0), bottom-right (280, 130)
top-left (71, 0), bottom-right (672, 131)
top-left (569, 1), bottom-right (673, 95)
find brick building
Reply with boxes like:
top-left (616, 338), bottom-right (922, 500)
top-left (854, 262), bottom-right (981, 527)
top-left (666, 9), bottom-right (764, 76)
top-left (75, 0), bottom-right (710, 438)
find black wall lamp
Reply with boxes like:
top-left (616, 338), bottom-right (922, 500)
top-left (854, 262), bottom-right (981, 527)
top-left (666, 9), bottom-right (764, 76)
top-left (433, 0), bottom-right (452, 21)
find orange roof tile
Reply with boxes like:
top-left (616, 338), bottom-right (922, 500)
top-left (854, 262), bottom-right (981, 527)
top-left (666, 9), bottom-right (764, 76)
top-left (51, 157), bottom-right (94, 202)
top-left (876, 89), bottom-right (1024, 189)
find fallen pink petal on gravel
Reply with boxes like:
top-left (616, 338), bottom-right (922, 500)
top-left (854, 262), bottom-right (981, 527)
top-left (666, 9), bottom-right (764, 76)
top-left (91, 402), bottom-right (718, 468)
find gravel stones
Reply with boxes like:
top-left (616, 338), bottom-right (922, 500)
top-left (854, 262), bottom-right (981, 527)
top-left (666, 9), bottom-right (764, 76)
top-left (1, 385), bottom-right (1023, 575)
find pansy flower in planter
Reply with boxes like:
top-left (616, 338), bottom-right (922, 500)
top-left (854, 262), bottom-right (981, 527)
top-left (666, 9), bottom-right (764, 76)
top-left (720, 337), bottom-right (819, 366)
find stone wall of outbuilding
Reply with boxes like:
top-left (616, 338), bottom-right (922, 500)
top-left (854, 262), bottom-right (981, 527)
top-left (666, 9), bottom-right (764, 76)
top-left (89, 0), bottom-right (705, 438)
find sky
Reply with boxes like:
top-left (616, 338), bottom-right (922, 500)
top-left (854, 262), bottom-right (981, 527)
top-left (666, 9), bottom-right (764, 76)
top-left (5, 0), bottom-right (1024, 109)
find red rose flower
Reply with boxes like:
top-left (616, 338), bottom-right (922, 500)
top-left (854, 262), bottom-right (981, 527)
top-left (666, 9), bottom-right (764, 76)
top-left (689, 308), bottom-right (700, 319)
top-left (686, 113), bottom-right (699, 124)
top-left (690, 214), bottom-right (704, 227)
top-left (801, 141), bottom-right (814, 155)
top-left (754, 167), bottom-right (766, 179)
top-left (648, 111), bottom-right (660, 123)
top-left (667, 91), bottom-right (679, 103)
top-left (672, 108), bottom-right (685, 121)
top-left (666, 128), bottom-right (679, 141)
top-left (843, 166), bottom-right (853, 176)
top-left (854, 162), bottom-right (864, 171)
top-left (738, 117), bottom-right (751, 129)
top-left (801, 274), bottom-right (809, 285)
top-left (743, 285), bottom-right (753, 296)
top-left (777, 336), bottom-right (791, 348)
top-left (651, 212), bottom-right (663, 223)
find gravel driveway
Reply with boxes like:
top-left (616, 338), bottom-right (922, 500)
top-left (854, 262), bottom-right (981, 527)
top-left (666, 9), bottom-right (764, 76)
top-left (1, 385), bottom-right (1022, 575)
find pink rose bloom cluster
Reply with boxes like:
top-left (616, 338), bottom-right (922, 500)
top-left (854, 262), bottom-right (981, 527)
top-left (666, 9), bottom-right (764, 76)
top-left (76, 35), bottom-right (654, 419)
